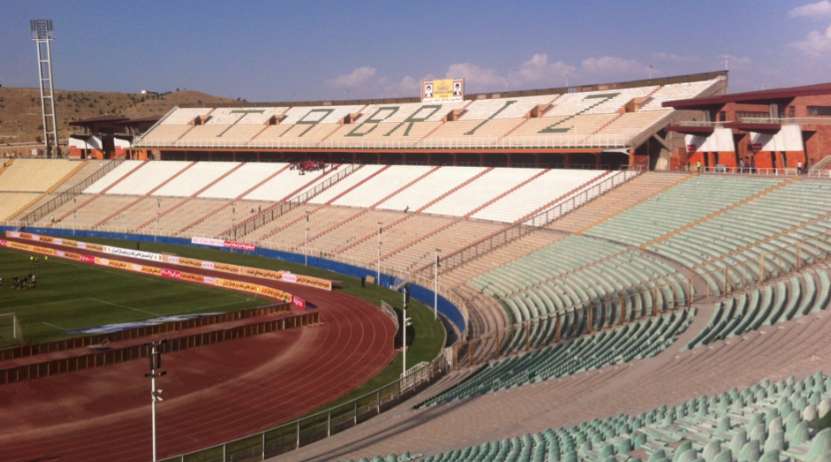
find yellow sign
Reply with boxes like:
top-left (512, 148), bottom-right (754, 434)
top-left (422, 78), bottom-right (464, 103)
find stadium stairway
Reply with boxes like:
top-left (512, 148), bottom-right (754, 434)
top-left (93, 161), bottom-right (197, 229)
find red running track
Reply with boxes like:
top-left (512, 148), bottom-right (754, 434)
top-left (0, 240), bottom-right (396, 462)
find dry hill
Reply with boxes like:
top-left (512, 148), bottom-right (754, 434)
top-left (0, 87), bottom-right (236, 150)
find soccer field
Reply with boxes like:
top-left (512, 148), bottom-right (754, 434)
top-left (0, 246), bottom-right (268, 344)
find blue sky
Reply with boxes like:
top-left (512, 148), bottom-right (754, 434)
top-left (1, 0), bottom-right (830, 101)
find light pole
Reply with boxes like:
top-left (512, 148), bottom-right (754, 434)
top-left (155, 198), bottom-right (161, 241)
top-left (304, 211), bottom-right (310, 266)
top-left (72, 197), bottom-right (77, 236)
top-left (376, 222), bottom-right (382, 285)
top-left (145, 341), bottom-right (166, 462)
top-left (402, 286), bottom-right (409, 380)
top-left (434, 248), bottom-right (440, 320)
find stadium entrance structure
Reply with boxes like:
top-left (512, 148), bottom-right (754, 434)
top-left (68, 115), bottom-right (160, 160)
top-left (131, 71), bottom-right (727, 170)
top-left (665, 82), bottom-right (831, 171)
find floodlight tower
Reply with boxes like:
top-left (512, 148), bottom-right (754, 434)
top-left (30, 19), bottom-right (60, 158)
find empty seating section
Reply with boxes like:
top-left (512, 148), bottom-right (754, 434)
top-left (198, 162), bottom-right (286, 199)
top-left (335, 213), bottom-right (456, 263)
top-left (423, 309), bottom-right (693, 407)
top-left (601, 110), bottom-right (672, 137)
top-left (471, 169), bottom-right (605, 223)
top-left (472, 235), bottom-right (689, 349)
top-left (134, 77), bottom-right (722, 150)
top-left (184, 200), bottom-right (267, 237)
top-left (689, 266), bottom-right (831, 349)
top-left (307, 164), bottom-right (387, 204)
top-left (423, 168), bottom-right (541, 217)
top-left (58, 195), bottom-right (138, 229)
top-left (640, 79), bottom-right (722, 110)
top-left (585, 176), bottom-right (782, 246)
top-left (0, 159), bottom-right (80, 192)
top-left (151, 198), bottom-right (227, 235)
top-left (52, 160), bottom-right (108, 192)
top-left (507, 114), bottom-right (617, 139)
top-left (254, 104), bottom-right (363, 144)
top-left (651, 180), bottom-right (831, 294)
top-left (177, 107), bottom-right (288, 144)
top-left (138, 107), bottom-right (211, 145)
top-left (152, 162), bottom-right (239, 197)
top-left (103, 196), bottom-right (187, 231)
top-left (549, 172), bottom-right (690, 233)
top-left (330, 166), bottom-right (436, 208)
top-left (83, 160), bottom-right (145, 194)
top-left (426, 96), bottom-right (553, 140)
top-left (242, 165), bottom-right (332, 202)
top-left (357, 373), bottom-right (831, 462)
top-left (0, 193), bottom-right (41, 221)
top-left (105, 161), bottom-right (191, 195)
top-left (376, 167), bottom-right (487, 212)
top-left (387, 220), bottom-right (504, 271)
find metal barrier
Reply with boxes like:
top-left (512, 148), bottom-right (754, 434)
top-left (0, 310), bottom-right (318, 385)
top-left (0, 303), bottom-right (287, 361)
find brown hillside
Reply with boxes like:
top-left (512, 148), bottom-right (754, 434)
top-left (0, 87), bottom-right (236, 147)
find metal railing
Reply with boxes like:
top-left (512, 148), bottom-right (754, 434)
top-left (136, 134), bottom-right (633, 151)
top-left (430, 169), bottom-right (641, 277)
top-left (17, 159), bottom-right (123, 225)
top-left (223, 164), bottom-right (361, 240)
top-left (694, 166), bottom-right (831, 178)
top-left (738, 116), bottom-right (831, 125)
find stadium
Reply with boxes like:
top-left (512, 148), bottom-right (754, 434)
top-left (3, 3), bottom-right (831, 462)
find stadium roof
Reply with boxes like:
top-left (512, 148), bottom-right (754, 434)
top-left (178, 70), bottom-right (728, 109)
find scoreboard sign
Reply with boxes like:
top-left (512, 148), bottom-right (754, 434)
top-left (422, 78), bottom-right (464, 103)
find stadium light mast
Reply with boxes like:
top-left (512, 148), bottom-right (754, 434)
top-left (30, 19), bottom-right (60, 158)
top-left (145, 341), bottom-right (166, 462)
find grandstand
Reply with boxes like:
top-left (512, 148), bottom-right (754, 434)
top-left (5, 70), bottom-right (831, 462)
top-left (133, 71), bottom-right (727, 171)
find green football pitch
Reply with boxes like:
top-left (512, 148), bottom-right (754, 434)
top-left (0, 246), bottom-right (268, 345)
